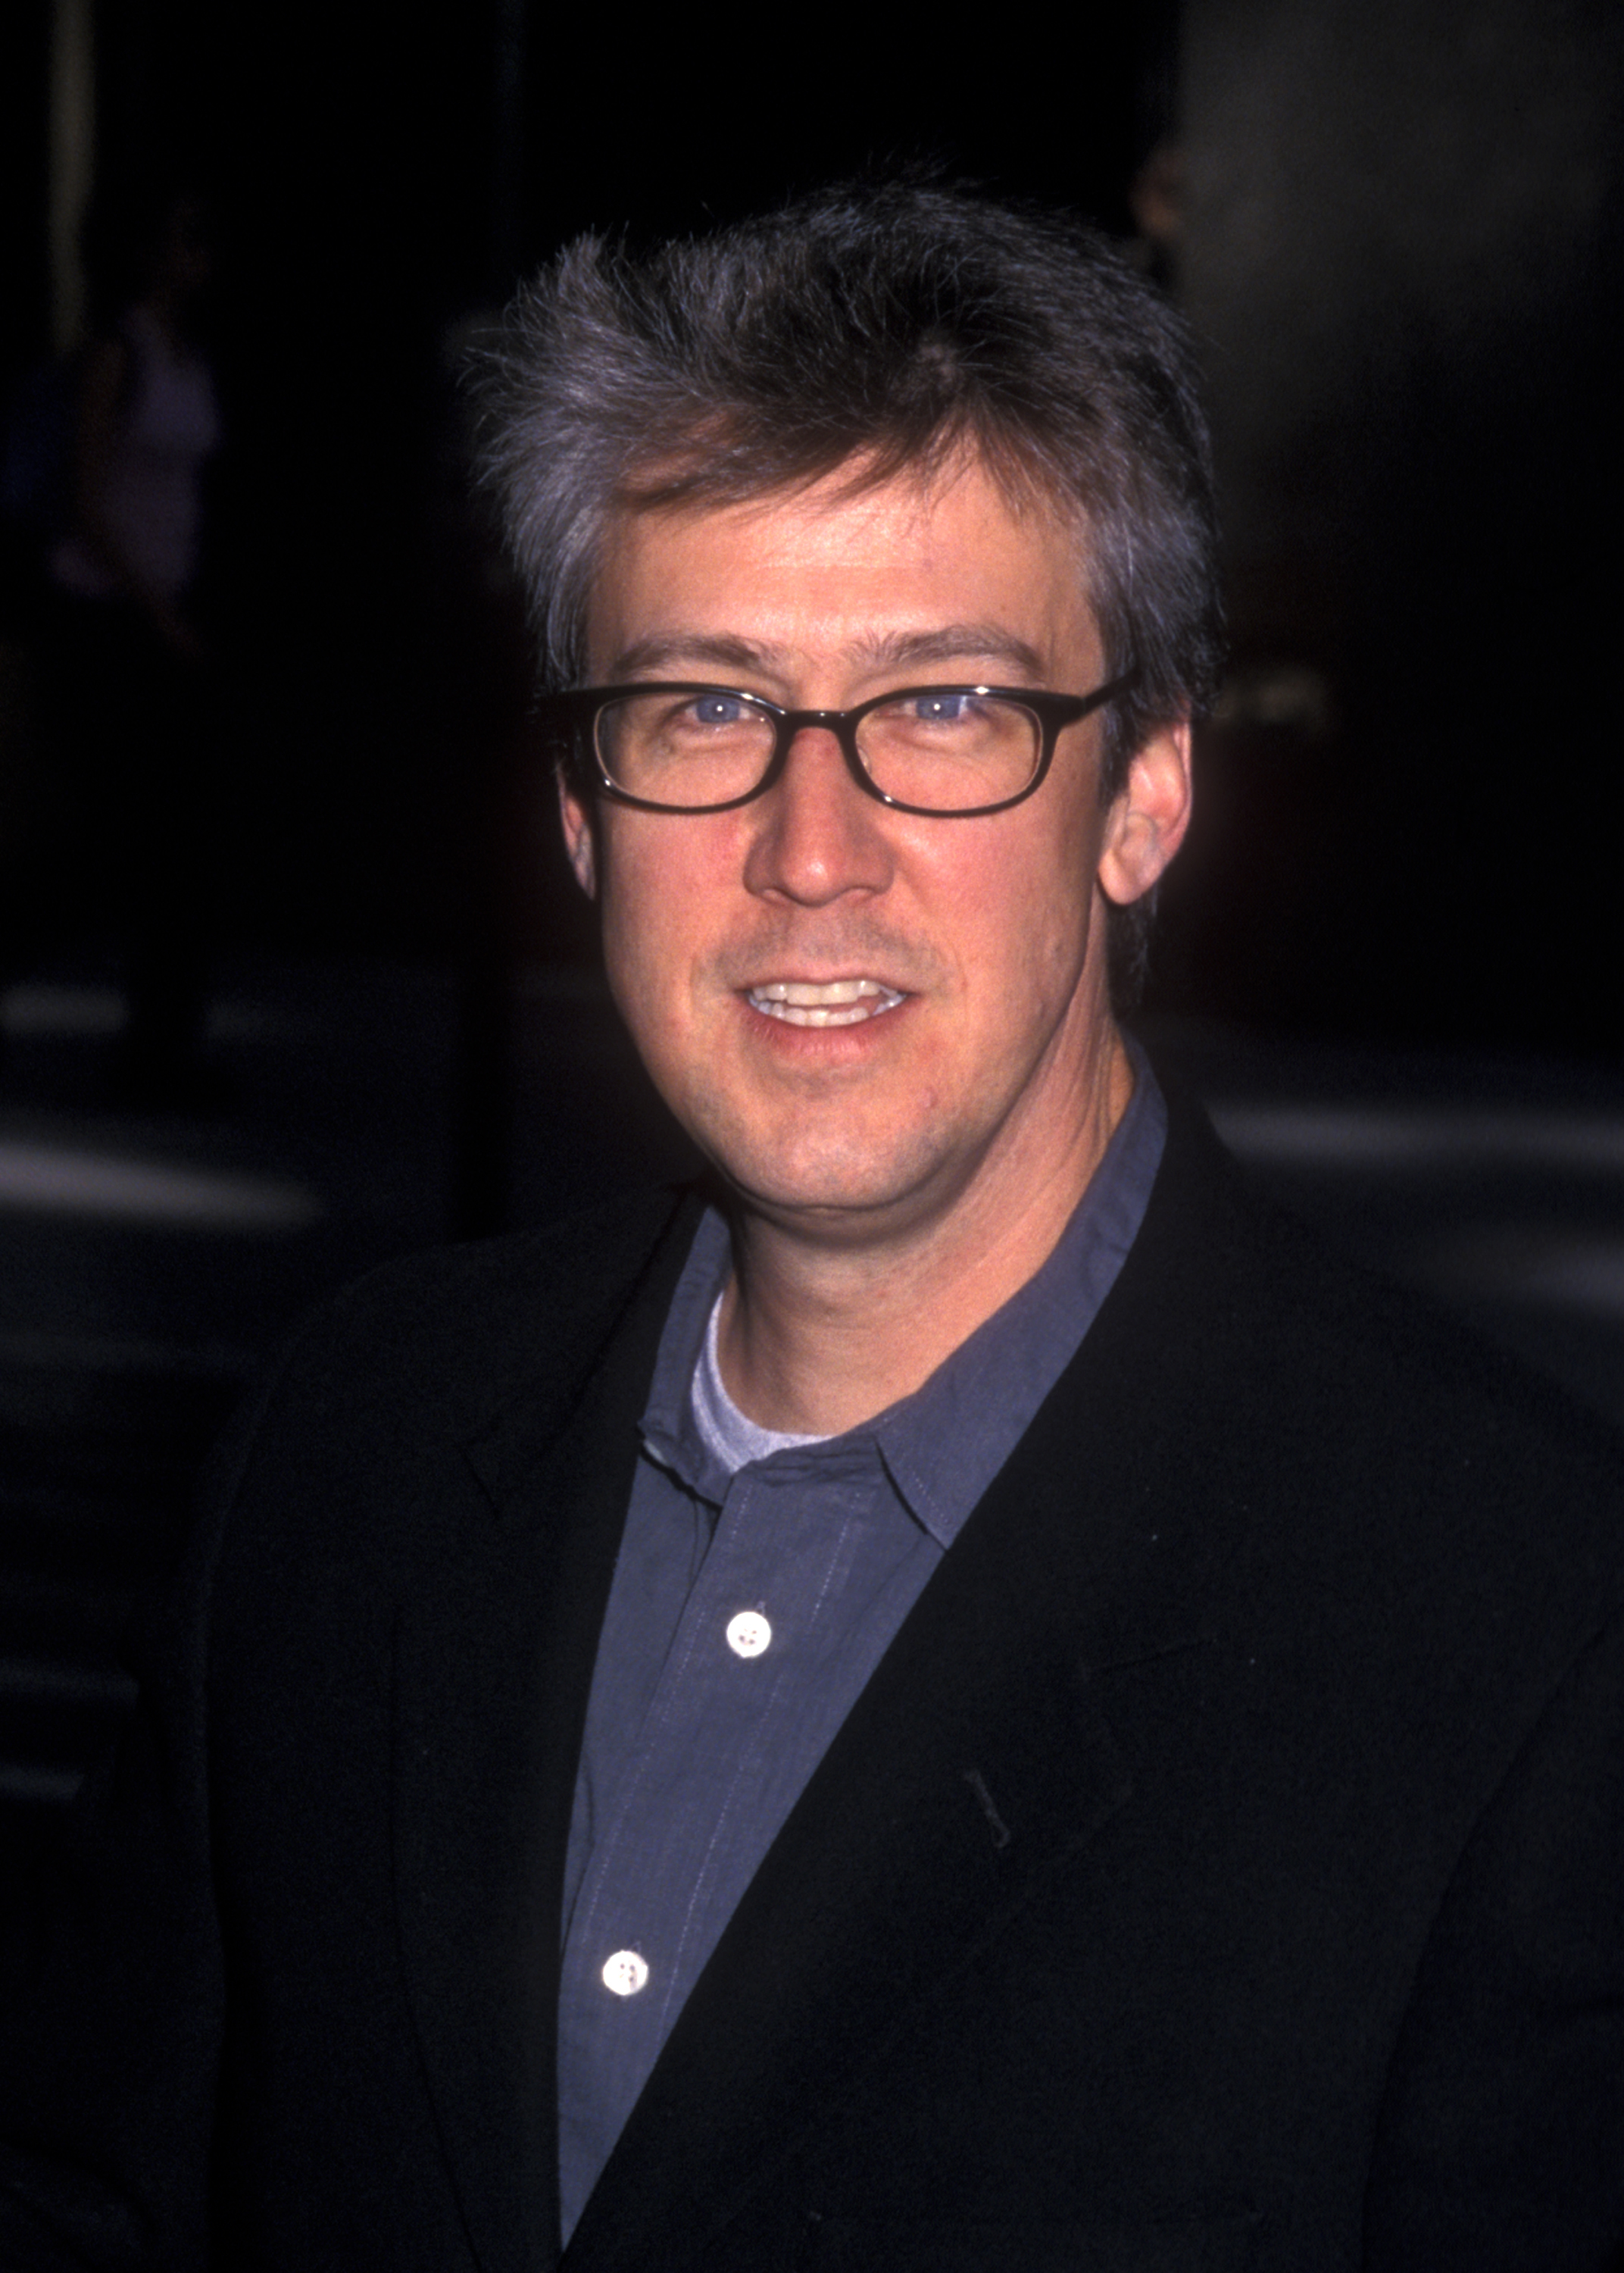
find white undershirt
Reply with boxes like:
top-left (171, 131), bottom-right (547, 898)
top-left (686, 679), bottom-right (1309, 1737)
top-left (691, 1294), bottom-right (832, 1473)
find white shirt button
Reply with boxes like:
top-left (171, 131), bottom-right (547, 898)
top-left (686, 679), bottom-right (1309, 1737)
top-left (601, 1949), bottom-right (649, 1996)
top-left (726, 1609), bottom-right (772, 1659)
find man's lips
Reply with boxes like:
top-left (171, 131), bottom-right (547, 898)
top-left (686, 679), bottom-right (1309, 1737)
top-left (745, 978), bottom-right (907, 1029)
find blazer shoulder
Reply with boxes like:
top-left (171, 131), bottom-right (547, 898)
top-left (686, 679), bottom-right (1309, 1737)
top-left (1115, 1079), bottom-right (1624, 1674)
top-left (323, 1183), bottom-right (700, 1366)
top-left (210, 1184), bottom-right (704, 1499)
top-left (1141, 1071), bottom-right (1624, 1479)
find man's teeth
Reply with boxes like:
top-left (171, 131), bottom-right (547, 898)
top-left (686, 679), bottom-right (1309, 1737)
top-left (748, 980), bottom-right (906, 1028)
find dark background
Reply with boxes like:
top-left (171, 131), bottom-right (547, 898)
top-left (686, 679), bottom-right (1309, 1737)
top-left (5, 0), bottom-right (1618, 1052)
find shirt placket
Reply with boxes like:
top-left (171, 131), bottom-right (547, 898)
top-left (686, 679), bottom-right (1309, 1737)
top-left (558, 1453), bottom-right (874, 2154)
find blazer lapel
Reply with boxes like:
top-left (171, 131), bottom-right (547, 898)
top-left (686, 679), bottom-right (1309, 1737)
top-left (392, 1199), bottom-right (699, 2273)
top-left (563, 1301), bottom-right (1213, 2273)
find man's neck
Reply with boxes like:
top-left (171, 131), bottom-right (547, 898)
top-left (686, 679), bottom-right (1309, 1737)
top-left (715, 1031), bottom-right (1135, 1437)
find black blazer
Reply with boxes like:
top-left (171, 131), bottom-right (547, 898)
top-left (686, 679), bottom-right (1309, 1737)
top-left (4, 1095), bottom-right (1624, 2271)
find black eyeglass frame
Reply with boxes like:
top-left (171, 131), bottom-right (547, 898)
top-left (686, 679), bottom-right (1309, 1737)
top-left (538, 668), bottom-right (1142, 818)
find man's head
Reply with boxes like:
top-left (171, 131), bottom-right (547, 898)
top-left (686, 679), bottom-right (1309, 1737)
top-left (475, 181), bottom-right (1214, 1253)
top-left (476, 175), bottom-right (1222, 813)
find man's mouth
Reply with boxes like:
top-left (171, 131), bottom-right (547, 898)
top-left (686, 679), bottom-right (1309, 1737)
top-left (745, 980), bottom-right (907, 1029)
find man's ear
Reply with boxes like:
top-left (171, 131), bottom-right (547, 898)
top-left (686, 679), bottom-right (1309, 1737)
top-left (1096, 720), bottom-right (1192, 906)
top-left (558, 774), bottom-right (598, 899)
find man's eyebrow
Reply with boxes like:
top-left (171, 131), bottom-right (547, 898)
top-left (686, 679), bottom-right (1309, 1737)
top-left (607, 633), bottom-right (777, 681)
top-left (846, 624), bottom-right (1049, 681)
top-left (605, 624), bottom-right (1050, 686)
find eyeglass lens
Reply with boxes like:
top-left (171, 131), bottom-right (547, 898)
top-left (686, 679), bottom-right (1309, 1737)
top-left (594, 689), bottom-right (1044, 813)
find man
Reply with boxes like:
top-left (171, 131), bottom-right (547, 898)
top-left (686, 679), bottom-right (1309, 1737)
top-left (4, 180), bottom-right (1624, 2271)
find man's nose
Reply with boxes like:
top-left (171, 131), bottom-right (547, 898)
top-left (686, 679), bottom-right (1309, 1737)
top-left (741, 725), bottom-right (895, 905)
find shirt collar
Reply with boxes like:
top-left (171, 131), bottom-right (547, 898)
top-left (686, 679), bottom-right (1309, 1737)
top-left (639, 1040), bottom-right (1166, 1540)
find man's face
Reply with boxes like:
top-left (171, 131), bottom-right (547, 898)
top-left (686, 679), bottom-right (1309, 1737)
top-left (564, 456), bottom-right (1188, 1250)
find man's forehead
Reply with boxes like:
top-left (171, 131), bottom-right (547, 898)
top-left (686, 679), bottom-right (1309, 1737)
top-left (587, 454), bottom-right (1098, 680)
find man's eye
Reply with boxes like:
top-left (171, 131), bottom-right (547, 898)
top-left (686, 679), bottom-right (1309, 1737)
top-left (913, 693), bottom-right (971, 723)
top-left (689, 694), bottom-right (750, 727)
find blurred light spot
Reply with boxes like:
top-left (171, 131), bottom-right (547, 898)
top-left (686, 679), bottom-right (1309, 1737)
top-left (1428, 1230), bottom-right (1624, 1319)
top-left (0, 1659), bottom-right (135, 1707)
top-left (1, 983), bottom-right (126, 1036)
top-left (0, 1141), bottom-right (320, 1227)
top-left (1210, 1103), bottom-right (1624, 1177)
top-left (0, 1762), bottom-right (84, 1805)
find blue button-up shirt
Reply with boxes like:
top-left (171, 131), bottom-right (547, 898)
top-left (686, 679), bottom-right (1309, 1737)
top-left (557, 1052), bottom-right (1166, 2240)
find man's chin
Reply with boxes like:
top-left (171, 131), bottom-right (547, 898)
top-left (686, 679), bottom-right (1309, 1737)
top-left (705, 1130), bottom-right (972, 1246)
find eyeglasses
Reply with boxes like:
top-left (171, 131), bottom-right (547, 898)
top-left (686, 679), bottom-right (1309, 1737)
top-left (537, 670), bottom-right (1141, 818)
